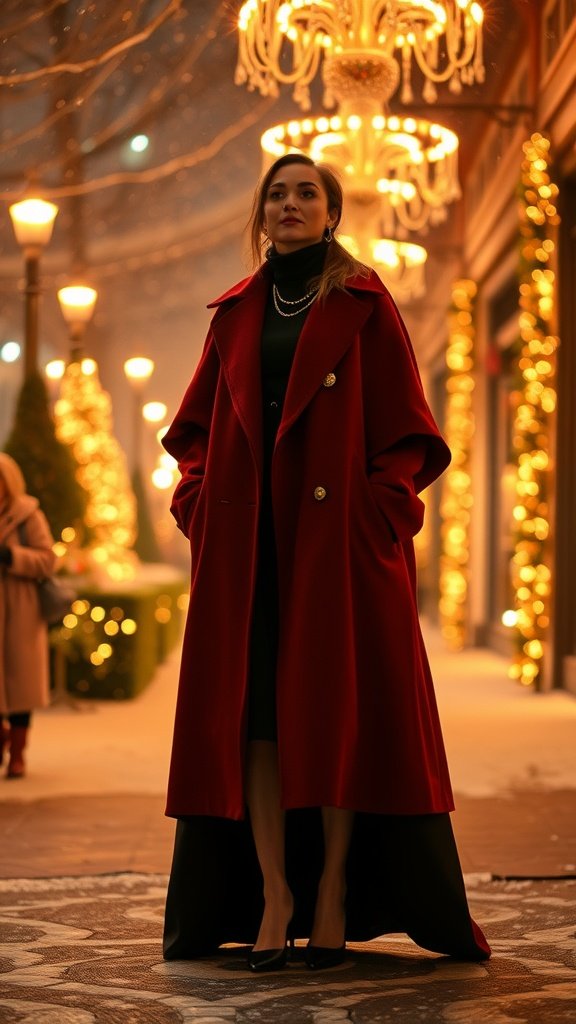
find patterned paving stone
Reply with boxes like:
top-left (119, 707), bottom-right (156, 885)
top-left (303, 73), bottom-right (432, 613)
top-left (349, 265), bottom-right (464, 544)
top-left (1, 874), bottom-right (575, 1023)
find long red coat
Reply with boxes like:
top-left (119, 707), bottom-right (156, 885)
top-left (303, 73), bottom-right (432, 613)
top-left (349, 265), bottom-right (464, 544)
top-left (163, 264), bottom-right (452, 821)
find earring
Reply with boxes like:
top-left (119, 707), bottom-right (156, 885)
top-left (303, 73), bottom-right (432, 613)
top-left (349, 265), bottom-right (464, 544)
top-left (323, 226), bottom-right (333, 243)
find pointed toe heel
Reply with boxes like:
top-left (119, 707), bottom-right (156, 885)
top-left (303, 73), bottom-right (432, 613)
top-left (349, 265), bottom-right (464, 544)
top-left (305, 943), bottom-right (346, 970)
top-left (248, 945), bottom-right (289, 972)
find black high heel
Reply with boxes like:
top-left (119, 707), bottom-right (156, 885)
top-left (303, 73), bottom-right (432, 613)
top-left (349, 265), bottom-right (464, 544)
top-left (248, 928), bottom-right (295, 972)
top-left (305, 942), bottom-right (346, 970)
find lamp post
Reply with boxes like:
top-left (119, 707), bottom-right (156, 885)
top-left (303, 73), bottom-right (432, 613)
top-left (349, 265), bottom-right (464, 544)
top-left (123, 356), bottom-right (155, 474)
top-left (9, 198), bottom-right (59, 378)
top-left (57, 285), bottom-right (98, 362)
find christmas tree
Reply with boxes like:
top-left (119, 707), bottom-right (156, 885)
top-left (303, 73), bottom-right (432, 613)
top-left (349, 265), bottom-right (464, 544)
top-left (4, 372), bottom-right (86, 541)
top-left (54, 359), bottom-right (138, 581)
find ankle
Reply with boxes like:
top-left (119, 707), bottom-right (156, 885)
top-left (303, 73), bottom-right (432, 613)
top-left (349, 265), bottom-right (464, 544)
top-left (317, 874), bottom-right (346, 902)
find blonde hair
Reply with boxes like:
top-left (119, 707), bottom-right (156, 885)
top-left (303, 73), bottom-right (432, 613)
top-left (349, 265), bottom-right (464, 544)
top-left (0, 452), bottom-right (26, 503)
top-left (248, 153), bottom-right (369, 300)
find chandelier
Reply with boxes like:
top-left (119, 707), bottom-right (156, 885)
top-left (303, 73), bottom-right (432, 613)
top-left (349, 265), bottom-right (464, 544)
top-left (237, 1), bottom-right (485, 110)
top-left (261, 111), bottom-right (459, 234)
top-left (238, 0), bottom-right (484, 299)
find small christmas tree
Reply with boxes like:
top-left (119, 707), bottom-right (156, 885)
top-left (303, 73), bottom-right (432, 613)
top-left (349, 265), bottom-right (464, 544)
top-left (4, 372), bottom-right (86, 541)
top-left (54, 359), bottom-right (138, 581)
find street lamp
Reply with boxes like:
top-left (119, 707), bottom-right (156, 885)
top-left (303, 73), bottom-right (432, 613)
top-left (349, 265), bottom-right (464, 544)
top-left (9, 198), bottom-right (59, 378)
top-left (57, 285), bottom-right (98, 362)
top-left (142, 401), bottom-right (167, 423)
top-left (123, 356), bottom-right (155, 473)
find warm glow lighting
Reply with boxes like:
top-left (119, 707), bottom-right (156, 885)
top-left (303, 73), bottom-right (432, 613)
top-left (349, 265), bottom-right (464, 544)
top-left (159, 452), bottom-right (177, 471)
top-left (58, 285), bottom-right (98, 326)
top-left (54, 359), bottom-right (138, 581)
top-left (439, 278), bottom-right (476, 649)
top-left (508, 132), bottom-right (559, 690)
top-left (156, 425), bottom-right (169, 444)
top-left (142, 401), bottom-right (167, 423)
top-left (1, 341), bottom-right (21, 363)
top-left (45, 359), bottom-right (66, 380)
top-left (130, 134), bottom-right (149, 153)
top-left (502, 609), bottom-right (518, 628)
top-left (123, 356), bottom-right (154, 382)
top-left (340, 234), bottom-right (427, 301)
top-left (9, 198), bottom-right (59, 251)
top-left (261, 113), bottom-right (460, 236)
top-left (151, 467), bottom-right (174, 490)
top-left (237, 1), bottom-right (484, 111)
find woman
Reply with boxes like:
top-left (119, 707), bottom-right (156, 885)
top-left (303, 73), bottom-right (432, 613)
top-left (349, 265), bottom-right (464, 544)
top-left (162, 153), bottom-right (490, 969)
top-left (0, 452), bottom-right (56, 778)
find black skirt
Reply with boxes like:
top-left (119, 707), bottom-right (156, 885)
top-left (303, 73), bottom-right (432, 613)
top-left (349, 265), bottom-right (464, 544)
top-left (163, 810), bottom-right (489, 960)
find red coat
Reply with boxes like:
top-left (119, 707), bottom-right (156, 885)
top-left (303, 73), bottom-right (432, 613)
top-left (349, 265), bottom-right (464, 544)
top-left (163, 265), bottom-right (452, 820)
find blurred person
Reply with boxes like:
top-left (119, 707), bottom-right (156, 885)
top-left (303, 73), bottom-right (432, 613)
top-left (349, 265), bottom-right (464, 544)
top-left (161, 154), bottom-right (490, 970)
top-left (0, 452), bottom-right (55, 778)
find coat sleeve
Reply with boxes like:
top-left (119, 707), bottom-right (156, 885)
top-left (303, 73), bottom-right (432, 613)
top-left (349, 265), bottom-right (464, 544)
top-left (8, 510), bottom-right (56, 579)
top-left (161, 328), bottom-right (220, 536)
top-left (360, 290), bottom-right (451, 543)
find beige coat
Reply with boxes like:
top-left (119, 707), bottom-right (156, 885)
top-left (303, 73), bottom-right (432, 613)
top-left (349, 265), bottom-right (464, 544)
top-left (0, 495), bottom-right (56, 714)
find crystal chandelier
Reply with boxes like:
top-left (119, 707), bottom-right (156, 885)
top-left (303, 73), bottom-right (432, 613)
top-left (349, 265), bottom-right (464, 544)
top-left (238, 0), bottom-right (483, 299)
top-left (261, 111), bottom-right (460, 234)
top-left (237, 0), bottom-right (485, 110)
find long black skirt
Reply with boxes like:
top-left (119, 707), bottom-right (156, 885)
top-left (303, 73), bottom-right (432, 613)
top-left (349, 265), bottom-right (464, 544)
top-left (163, 809), bottom-right (490, 961)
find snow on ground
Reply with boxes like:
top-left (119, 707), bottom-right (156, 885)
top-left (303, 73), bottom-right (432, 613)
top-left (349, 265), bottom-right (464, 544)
top-left (1, 622), bottom-right (575, 801)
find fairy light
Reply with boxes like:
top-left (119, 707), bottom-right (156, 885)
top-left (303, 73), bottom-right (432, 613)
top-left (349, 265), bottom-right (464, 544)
top-left (54, 360), bottom-right (138, 580)
top-left (506, 133), bottom-right (559, 689)
top-left (439, 278), bottom-right (476, 649)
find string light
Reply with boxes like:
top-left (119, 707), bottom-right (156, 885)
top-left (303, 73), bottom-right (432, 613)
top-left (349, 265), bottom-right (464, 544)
top-left (439, 279), bottom-right (476, 648)
top-left (54, 360), bottom-right (138, 581)
top-left (506, 133), bottom-right (559, 689)
top-left (53, 592), bottom-right (187, 696)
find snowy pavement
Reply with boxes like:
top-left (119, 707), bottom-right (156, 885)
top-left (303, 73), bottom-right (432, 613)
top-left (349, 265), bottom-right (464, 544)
top-left (0, 622), bottom-right (575, 802)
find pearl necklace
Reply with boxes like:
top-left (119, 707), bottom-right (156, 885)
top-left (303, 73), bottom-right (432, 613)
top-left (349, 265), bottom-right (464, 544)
top-left (272, 282), bottom-right (319, 318)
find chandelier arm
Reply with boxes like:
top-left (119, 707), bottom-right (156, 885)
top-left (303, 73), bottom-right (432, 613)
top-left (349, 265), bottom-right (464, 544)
top-left (409, 35), bottom-right (478, 84)
top-left (242, 9), bottom-right (332, 88)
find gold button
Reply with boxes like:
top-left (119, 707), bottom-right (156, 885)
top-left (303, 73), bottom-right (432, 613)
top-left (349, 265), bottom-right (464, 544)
top-left (314, 486), bottom-right (327, 501)
top-left (323, 372), bottom-right (336, 388)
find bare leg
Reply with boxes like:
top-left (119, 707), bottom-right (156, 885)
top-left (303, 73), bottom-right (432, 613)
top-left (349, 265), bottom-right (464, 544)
top-left (245, 740), bottom-right (293, 950)
top-left (310, 807), bottom-right (354, 948)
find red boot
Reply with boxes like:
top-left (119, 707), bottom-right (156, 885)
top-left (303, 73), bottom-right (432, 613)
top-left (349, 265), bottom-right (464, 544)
top-left (0, 723), bottom-right (8, 767)
top-left (7, 725), bottom-right (28, 779)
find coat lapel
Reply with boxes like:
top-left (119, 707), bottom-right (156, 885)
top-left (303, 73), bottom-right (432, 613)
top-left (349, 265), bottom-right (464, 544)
top-left (209, 268), bottom-right (381, 461)
top-left (209, 272), bottom-right (267, 474)
top-left (278, 285), bottom-right (373, 441)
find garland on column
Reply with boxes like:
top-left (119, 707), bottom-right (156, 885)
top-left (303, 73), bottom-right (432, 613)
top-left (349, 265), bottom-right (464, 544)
top-left (439, 279), bottom-right (476, 649)
top-left (508, 132), bottom-right (560, 688)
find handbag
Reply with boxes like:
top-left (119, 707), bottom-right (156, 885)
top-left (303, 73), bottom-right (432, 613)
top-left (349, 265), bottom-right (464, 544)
top-left (17, 522), bottom-right (78, 625)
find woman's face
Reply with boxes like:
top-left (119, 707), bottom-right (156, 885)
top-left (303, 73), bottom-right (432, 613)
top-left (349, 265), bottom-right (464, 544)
top-left (262, 163), bottom-right (338, 255)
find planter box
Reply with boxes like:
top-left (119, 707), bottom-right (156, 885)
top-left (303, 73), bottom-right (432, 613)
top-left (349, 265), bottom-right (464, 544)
top-left (50, 565), bottom-right (188, 700)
